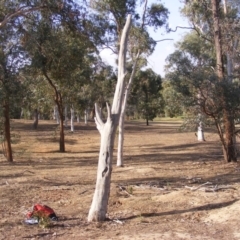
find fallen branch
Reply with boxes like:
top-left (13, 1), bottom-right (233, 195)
top-left (185, 182), bottom-right (236, 192)
top-left (112, 219), bottom-right (124, 225)
top-left (117, 186), bottom-right (133, 196)
top-left (185, 182), bottom-right (212, 191)
top-left (204, 185), bottom-right (236, 192)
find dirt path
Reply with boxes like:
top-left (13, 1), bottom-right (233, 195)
top-left (0, 119), bottom-right (240, 239)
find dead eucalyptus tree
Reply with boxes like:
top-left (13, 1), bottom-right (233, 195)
top-left (88, 15), bottom-right (132, 222)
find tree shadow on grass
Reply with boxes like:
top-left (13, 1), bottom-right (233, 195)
top-left (119, 199), bottom-right (239, 221)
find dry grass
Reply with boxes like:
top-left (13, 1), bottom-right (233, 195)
top-left (0, 119), bottom-right (240, 240)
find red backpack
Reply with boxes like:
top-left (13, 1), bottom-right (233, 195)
top-left (27, 204), bottom-right (58, 221)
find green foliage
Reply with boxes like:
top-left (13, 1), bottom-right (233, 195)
top-left (165, 13), bottom-right (240, 132)
top-left (161, 80), bottom-right (183, 117)
top-left (130, 68), bottom-right (162, 124)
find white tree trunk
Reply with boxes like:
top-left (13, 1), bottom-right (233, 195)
top-left (88, 15), bottom-right (131, 222)
top-left (84, 109), bottom-right (88, 125)
top-left (70, 107), bottom-right (74, 132)
top-left (197, 120), bottom-right (205, 141)
top-left (77, 113), bottom-right (80, 123)
top-left (54, 105), bottom-right (60, 124)
top-left (65, 105), bottom-right (68, 127)
top-left (117, 52), bottom-right (140, 167)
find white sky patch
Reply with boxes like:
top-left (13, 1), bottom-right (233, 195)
top-left (99, 48), bottom-right (117, 68)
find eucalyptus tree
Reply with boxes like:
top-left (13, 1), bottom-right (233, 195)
top-left (90, 0), bottom-right (169, 166)
top-left (21, 74), bottom-right (56, 121)
top-left (22, 1), bottom-right (97, 152)
top-left (130, 68), bottom-right (162, 125)
top-left (161, 80), bottom-right (184, 118)
top-left (180, 0), bottom-right (239, 162)
top-left (166, 26), bottom-right (240, 162)
top-left (0, 0), bottom-right (84, 160)
top-left (0, 4), bottom-right (30, 161)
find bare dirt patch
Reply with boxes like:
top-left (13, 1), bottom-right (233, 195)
top-left (1, 119), bottom-right (240, 240)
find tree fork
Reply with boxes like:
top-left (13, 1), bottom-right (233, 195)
top-left (88, 15), bottom-right (131, 222)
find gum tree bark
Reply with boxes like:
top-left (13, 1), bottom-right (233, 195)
top-left (211, 0), bottom-right (237, 162)
top-left (88, 15), bottom-right (131, 222)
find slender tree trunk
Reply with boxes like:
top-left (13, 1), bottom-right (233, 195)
top-left (88, 15), bottom-right (131, 222)
top-left (70, 106), bottom-right (74, 132)
top-left (211, 0), bottom-right (237, 162)
top-left (91, 105), bottom-right (95, 119)
top-left (43, 71), bottom-right (65, 152)
top-left (33, 109), bottom-right (39, 129)
top-left (84, 109), bottom-right (88, 125)
top-left (57, 93), bottom-right (65, 152)
top-left (64, 105), bottom-right (68, 127)
top-left (117, 108), bottom-right (124, 167)
top-left (117, 52), bottom-right (140, 167)
top-left (146, 92), bottom-right (149, 126)
top-left (54, 105), bottom-right (60, 124)
top-left (3, 101), bottom-right (13, 162)
top-left (197, 120), bottom-right (205, 141)
top-left (77, 112), bottom-right (80, 123)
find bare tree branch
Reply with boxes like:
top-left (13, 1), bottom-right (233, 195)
top-left (155, 38), bottom-right (174, 42)
top-left (168, 26), bottom-right (194, 32)
top-left (0, 6), bottom-right (46, 29)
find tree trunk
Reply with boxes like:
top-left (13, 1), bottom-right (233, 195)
top-left (84, 109), bottom-right (88, 125)
top-left (3, 101), bottom-right (13, 162)
top-left (211, 0), bottom-right (237, 162)
top-left (54, 105), bottom-right (60, 124)
top-left (88, 15), bottom-right (131, 222)
top-left (77, 112), bottom-right (80, 123)
top-left (58, 94), bottom-right (65, 152)
top-left (197, 111), bottom-right (205, 141)
top-left (197, 121), bottom-right (205, 141)
top-left (43, 71), bottom-right (65, 152)
top-left (64, 105), bottom-right (68, 127)
top-left (117, 52), bottom-right (140, 167)
top-left (70, 106), bottom-right (74, 132)
top-left (223, 0), bottom-right (238, 158)
top-left (33, 109), bottom-right (39, 129)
